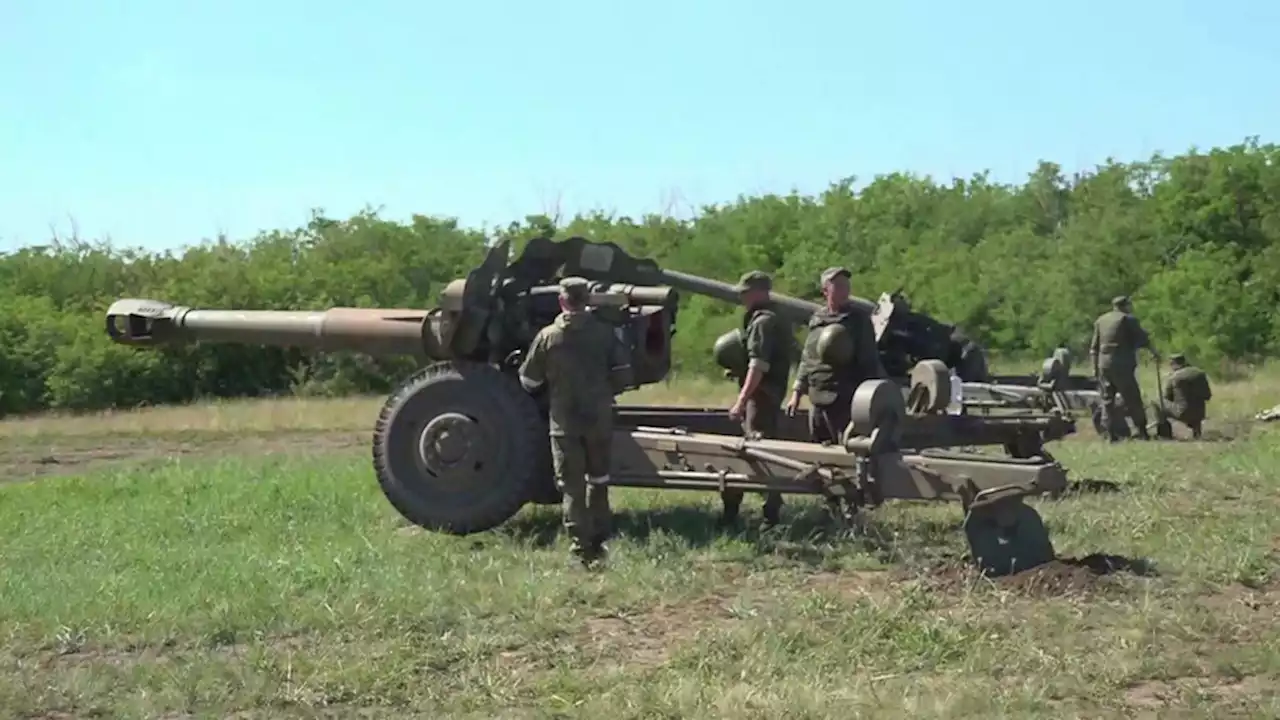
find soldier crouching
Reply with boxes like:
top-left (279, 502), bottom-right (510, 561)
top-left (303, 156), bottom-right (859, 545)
top-left (519, 277), bottom-right (634, 567)
top-left (1149, 353), bottom-right (1212, 439)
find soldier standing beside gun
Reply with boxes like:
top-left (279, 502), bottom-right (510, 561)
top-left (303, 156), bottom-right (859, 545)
top-left (1151, 353), bottom-right (1212, 439)
top-left (786, 267), bottom-right (887, 444)
top-left (1089, 295), bottom-right (1158, 442)
top-left (725, 271), bottom-right (792, 528)
top-left (519, 277), bottom-right (633, 567)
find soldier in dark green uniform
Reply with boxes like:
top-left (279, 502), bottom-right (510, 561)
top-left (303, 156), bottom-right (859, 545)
top-left (519, 277), bottom-right (632, 566)
top-left (1151, 353), bottom-right (1212, 439)
top-left (1089, 295), bottom-right (1158, 441)
top-left (786, 267), bottom-right (886, 444)
top-left (725, 270), bottom-right (793, 527)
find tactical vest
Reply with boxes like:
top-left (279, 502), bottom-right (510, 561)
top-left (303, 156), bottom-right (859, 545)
top-left (801, 307), bottom-right (878, 405)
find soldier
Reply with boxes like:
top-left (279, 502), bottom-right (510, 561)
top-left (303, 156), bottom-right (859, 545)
top-left (519, 277), bottom-right (632, 567)
top-left (786, 267), bottom-right (887, 444)
top-left (724, 270), bottom-right (793, 528)
top-left (1150, 353), bottom-right (1212, 439)
top-left (1089, 295), bottom-right (1158, 441)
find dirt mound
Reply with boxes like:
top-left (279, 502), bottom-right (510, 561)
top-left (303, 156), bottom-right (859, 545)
top-left (914, 553), bottom-right (1153, 597)
top-left (995, 554), bottom-right (1151, 596)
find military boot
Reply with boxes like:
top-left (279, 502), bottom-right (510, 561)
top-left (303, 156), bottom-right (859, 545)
top-left (719, 495), bottom-right (743, 529)
top-left (589, 536), bottom-right (609, 564)
top-left (762, 493), bottom-right (783, 528)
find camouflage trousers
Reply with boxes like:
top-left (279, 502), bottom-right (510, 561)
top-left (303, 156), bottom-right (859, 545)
top-left (1149, 402), bottom-right (1204, 439)
top-left (1099, 366), bottom-right (1148, 440)
top-left (721, 394), bottom-right (783, 524)
top-left (810, 390), bottom-right (854, 446)
top-left (551, 433), bottom-right (613, 554)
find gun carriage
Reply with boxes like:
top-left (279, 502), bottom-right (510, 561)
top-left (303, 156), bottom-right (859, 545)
top-left (105, 237), bottom-right (1082, 575)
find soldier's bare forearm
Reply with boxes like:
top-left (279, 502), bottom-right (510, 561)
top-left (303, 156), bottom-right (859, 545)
top-left (738, 366), bottom-right (764, 404)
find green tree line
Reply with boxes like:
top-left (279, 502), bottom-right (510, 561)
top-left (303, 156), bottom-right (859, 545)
top-left (3, 138), bottom-right (1278, 415)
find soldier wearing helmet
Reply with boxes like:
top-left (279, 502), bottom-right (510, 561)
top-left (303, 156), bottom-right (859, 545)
top-left (724, 270), bottom-right (794, 527)
top-left (1089, 295), bottom-right (1158, 441)
top-left (786, 267), bottom-right (886, 444)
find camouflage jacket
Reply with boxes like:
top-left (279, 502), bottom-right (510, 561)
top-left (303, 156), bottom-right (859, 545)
top-left (793, 303), bottom-right (886, 406)
top-left (1162, 366), bottom-right (1212, 419)
top-left (519, 311), bottom-right (626, 437)
top-left (1089, 310), bottom-right (1151, 370)
top-left (741, 307), bottom-right (795, 402)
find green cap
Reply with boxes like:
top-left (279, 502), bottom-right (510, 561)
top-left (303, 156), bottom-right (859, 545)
top-left (1170, 352), bottom-right (1187, 365)
top-left (559, 276), bottom-right (591, 304)
top-left (734, 270), bottom-right (772, 293)
top-left (820, 266), bottom-right (851, 286)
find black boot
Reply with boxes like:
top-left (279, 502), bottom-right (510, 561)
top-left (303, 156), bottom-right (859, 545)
top-left (719, 502), bottom-right (742, 529)
top-left (762, 494), bottom-right (783, 528)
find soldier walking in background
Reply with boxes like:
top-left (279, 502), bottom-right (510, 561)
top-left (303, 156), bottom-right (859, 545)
top-left (724, 270), bottom-right (793, 528)
top-left (786, 267), bottom-right (887, 444)
top-left (519, 277), bottom-right (632, 567)
top-left (1089, 295), bottom-right (1158, 442)
top-left (1151, 353), bottom-right (1212, 439)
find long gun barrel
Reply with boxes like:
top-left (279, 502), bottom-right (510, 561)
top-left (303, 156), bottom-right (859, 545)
top-left (105, 298), bottom-right (435, 358)
top-left (654, 269), bottom-right (876, 325)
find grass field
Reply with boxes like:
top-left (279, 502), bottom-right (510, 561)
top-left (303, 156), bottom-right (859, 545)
top-left (2, 368), bottom-right (1280, 718)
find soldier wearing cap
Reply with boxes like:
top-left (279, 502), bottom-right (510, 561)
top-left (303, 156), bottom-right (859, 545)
top-left (519, 276), bottom-right (633, 566)
top-left (1089, 295), bottom-right (1158, 441)
top-left (1151, 352), bottom-right (1212, 439)
top-left (786, 267), bottom-right (886, 445)
top-left (723, 270), bottom-right (794, 527)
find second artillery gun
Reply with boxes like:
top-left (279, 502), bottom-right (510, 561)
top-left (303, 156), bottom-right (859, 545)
top-left (676, 267), bottom-right (1100, 423)
top-left (105, 236), bottom-right (1077, 576)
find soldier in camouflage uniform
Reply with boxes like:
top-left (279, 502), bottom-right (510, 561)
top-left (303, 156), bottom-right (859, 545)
top-left (724, 270), bottom-right (793, 527)
top-left (1150, 353), bottom-right (1212, 439)
top-left (1089, 295), bottom-right (1158, 441)
top-left (519, 277), bottom-right (632, 566)
top-left (786, 267), bottom-right (887, 444)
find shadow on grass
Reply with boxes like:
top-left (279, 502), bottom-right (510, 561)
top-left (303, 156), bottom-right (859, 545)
top-left (1056, 477), bottom-right (1125, 496)
top-left (499, 502), bottom-right (967, 568)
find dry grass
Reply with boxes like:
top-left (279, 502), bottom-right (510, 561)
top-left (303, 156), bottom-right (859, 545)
top-left (0, 375), bottom-right (732, 440)
top-left (1, 363), bottom-right (1279, 718)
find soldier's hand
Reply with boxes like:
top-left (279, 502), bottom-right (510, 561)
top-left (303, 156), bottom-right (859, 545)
top-left (728, 399), bottom-right (746, 421)
top-left (785, 392), bottom-right (802, 417)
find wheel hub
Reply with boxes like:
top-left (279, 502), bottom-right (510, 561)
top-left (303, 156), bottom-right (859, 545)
top-left (418, 413), bottom-right (479, 474)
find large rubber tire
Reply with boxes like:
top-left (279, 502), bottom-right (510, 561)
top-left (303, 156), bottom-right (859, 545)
top-left (372, 361), bottom-right (550, 534)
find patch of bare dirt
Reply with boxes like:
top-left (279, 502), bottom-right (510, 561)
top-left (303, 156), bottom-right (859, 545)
top-left (1198, 580), bottom-right (1279, 615)
top-left (0, 430), bottom-right (367, 484)
top-left (802, 569), bottom-right (892, 598)
top-left (914, 554), bottom-right (1153, 597)
top-left (575, 594), bottom-right (741, 670)
top-left (1124, 674), bottom-right (1273, 710)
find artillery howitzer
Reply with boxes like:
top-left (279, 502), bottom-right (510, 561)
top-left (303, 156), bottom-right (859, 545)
top-left (105, 236), bottom-right (1074, 575)
top-left (674, 264), bottom-right (1104, 424)
top-left (658, 268), bottom-right (991, 384)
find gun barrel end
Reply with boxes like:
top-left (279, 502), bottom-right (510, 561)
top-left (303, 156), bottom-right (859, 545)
top-left (105, 298), bottom-right (186, 347)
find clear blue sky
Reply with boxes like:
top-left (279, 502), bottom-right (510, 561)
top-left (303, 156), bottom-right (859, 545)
top-left (2, 0), bottom-right (1277, 252)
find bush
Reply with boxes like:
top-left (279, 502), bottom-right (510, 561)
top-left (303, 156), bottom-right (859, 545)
top-left (3, 139), bottom-right (1279, 415)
